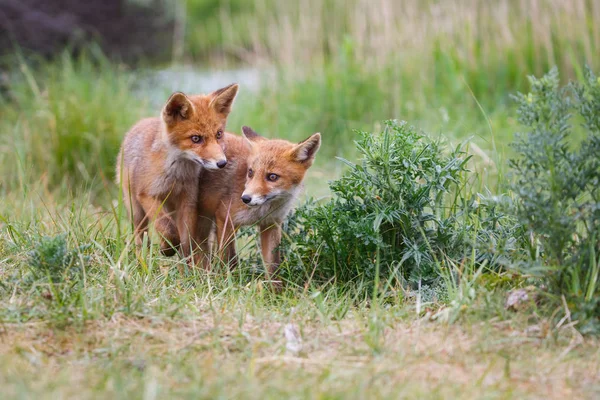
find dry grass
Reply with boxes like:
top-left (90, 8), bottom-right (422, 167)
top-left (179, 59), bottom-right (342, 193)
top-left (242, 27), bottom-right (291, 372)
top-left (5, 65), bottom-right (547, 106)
top-left (1, 305), bottom-right (599, 399)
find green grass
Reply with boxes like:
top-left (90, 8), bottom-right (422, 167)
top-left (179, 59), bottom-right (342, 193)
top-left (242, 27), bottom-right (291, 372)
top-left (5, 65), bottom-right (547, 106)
top-left (3, 306), bottom-right (599, 398)
top-left (1, 188), bottom-right (599, 398)
top-left (1, 59), bottom-right (598, 396)
top-left (181, 0), bottom-right (597, 170)
top-left (227, 54), bottom-right (520, 165)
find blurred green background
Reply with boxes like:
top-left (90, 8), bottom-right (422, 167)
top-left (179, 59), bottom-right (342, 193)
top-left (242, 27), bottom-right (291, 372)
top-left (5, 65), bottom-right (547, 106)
top-left (0, 0), bottom-right (598, 195)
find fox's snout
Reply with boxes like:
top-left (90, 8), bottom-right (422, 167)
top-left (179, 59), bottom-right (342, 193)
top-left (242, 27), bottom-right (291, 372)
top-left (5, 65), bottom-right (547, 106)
top-left (240, 187), bottom-right (261, 206)
top-left (241, 189), bottom-right (277, 207)
top-left (193, 143), bottom-right (227, 170)
top-left (241, 192), bottom-right (264, 206)
top-left (201, 157), bottom-right (228, 170)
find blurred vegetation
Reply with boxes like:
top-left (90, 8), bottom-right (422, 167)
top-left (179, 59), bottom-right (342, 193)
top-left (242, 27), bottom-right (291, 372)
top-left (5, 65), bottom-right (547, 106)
top-left (184, 0), bottom-right (598, 82)
top-left (1, 0), bottom-right (598, 193)
top-left (184, 0), bottom-right (598, 152)
top-left (0, 49), bottom-right (146, 195)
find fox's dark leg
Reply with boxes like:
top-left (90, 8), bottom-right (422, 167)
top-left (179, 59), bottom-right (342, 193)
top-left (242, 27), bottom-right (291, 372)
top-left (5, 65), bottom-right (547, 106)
top-left (131, 196), bottom-right (148, 248)
top-left (215, 214), bottom-right (237, 270)
top-left (259, 223), bottom-right (282, 288)
top-left (195, 217), bottom-right (215, 270)
top-left (155, 215), bottom-right (180, 257)
top-left (137, 194), bottom-right (179, 255)
top-left (175, 197), bottom-right (202, 267)
top-left (121, 181), bottom-right (148, 248)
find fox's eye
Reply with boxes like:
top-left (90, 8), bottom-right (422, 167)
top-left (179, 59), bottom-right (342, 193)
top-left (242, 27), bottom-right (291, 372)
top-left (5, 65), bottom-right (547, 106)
top-left (248, 168), bottom-right (254, 178)
top-left (191, 135), bottom-right (203, 143)
top-left (267, 173), bottom-right (279, 182)
top-left (216, 130), bottom-right (223, 139)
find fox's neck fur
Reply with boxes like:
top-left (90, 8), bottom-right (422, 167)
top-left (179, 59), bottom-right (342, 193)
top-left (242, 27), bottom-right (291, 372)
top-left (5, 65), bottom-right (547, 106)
top-left (233, 184), bottom-right (302, 226)
top-left (147, 125), bottom-right (201, 197)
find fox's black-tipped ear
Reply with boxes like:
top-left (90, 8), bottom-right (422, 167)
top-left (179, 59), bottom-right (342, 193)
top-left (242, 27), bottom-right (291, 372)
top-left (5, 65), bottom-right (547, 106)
top-left (209, 83), bottom-right (239, 115)
top-left (242, 126), bottom-right (262, 148)
top-left (292, 133), bottom-right (321, 163)
top-left (242, 126), bottom-right (261, 140)
top-left (162, 92), bottom-right (194, 125)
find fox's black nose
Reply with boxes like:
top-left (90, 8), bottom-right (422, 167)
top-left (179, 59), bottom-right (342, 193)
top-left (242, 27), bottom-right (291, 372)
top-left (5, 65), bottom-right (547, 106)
top-left (241, 195), bottom-right (251, 204)
top-left (217, 160), bottom-right (227, 169)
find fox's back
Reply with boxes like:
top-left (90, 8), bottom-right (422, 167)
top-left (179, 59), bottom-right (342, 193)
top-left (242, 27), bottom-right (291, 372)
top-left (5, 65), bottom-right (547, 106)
top-left (116, 117), bottom-right (161, 179)
top-left (118, 118), bottom-right (161, 165)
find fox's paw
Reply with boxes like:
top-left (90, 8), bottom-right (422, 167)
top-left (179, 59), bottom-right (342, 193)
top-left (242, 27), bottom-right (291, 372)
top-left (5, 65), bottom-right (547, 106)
top-left (160, 240), bottom-right (180, 257)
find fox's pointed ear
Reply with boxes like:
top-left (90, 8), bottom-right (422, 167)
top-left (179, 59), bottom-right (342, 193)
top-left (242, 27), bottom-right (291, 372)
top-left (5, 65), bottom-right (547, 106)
top-left (242, 126), bottom-right (262, 140)
top-left (292, 133), bottom-right (321, 163)
top-left (162, 92), bottom-right (194, 125)
top-left (209, 83), bottom-right (239, 115)
top-left (241, 126), bottom-right (260, 149)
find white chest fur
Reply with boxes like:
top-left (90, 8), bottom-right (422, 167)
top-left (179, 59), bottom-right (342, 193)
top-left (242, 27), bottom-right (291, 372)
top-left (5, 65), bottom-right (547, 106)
top-left (233, 186), bottom-right (301, 227)
top-left (148, 145), bottom-right (201, 198)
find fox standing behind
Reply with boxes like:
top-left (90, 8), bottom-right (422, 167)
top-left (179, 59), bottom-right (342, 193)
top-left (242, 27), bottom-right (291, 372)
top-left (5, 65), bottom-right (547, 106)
top-left (197, 126), bottom-right (321, 278)
top-left (116, 84), bottom-right (239, 267)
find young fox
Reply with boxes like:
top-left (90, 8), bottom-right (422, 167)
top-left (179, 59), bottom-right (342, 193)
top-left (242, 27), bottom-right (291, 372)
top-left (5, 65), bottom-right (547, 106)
top-left (116, 83), bottom-right (239, 266)
top-left (197, 126), bottom-right (321, 277)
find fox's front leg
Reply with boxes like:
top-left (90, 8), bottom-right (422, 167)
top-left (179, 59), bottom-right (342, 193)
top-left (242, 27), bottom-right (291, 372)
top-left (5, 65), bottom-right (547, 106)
top-left (136, 193), bottom-right (179, 255)
top-left (129, 195), bottom-right (148, 248)
top-left (216, 214), bottom-right (237, 269)
top-left (175, 199), bottom-right (201, 267)
top-left (259, 223), bottom-right (282, 280)
top-left (195, 217), bottom-right (214, 270)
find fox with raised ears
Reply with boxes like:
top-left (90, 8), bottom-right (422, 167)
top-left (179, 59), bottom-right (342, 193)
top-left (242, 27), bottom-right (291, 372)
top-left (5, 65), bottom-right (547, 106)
top-left (196, 126), bottom-right (321, 280)
top-left (116, 83), bottom-right (239, 267)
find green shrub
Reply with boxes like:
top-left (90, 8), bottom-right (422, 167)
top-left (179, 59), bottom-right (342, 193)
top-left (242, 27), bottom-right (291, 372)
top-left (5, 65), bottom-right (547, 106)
top-left (282, 120), bottom-right (520, 292)
top-left (22, 233), bottom-right (92, 324)
top-left (27, 234), bottom-right (89, 283)
top-left (510, 67), bottom-right (600, 330)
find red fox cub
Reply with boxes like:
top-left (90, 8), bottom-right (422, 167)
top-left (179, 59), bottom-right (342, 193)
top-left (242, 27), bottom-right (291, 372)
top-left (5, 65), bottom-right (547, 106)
top-left (196, 126), bottom-right (321, 279)
top-left (116, 84), bottom-right (239, 267)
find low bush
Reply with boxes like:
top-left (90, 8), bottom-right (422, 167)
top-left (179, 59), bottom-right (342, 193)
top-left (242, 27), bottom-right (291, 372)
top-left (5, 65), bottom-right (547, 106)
top-left (27, 234), bottom-right (89, 284)
top-left (282, 120), bottom-right (520, 294)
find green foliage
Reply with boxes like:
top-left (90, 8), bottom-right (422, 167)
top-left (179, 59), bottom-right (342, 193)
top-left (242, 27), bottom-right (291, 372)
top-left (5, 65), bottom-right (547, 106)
top-left (510, 67), bottom-right (600, 329)
top-left (282, 121), bottom-right (519, 290)
top-left (14, 232), bottom-right (92, 326)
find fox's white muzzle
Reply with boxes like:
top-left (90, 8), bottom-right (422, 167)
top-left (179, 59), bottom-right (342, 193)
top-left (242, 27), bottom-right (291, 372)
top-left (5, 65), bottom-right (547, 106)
top-left (241, 193), bottom-right (266, 206)
top-left (202, 158), bottom-right (228, 170)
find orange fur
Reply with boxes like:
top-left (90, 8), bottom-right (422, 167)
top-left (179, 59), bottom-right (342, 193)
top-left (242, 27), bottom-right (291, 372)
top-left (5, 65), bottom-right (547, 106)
top-left (196, 126), bottom-right (321, 280)
top-left (116, 84), bottom-right (239, 268)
